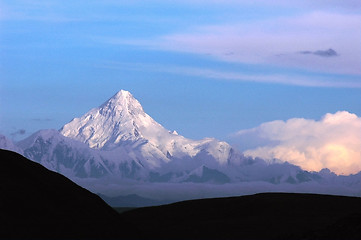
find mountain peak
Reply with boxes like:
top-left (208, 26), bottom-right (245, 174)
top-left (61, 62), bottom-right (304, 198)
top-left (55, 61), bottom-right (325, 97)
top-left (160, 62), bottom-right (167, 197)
top-left (60, 90), bottom-right (163, 149)
top-left (59, 90), bottom-right (239, 170)
top-left (117, 89), bottom-right (131, 96)
top-left (112, 90), bottom-right (133, 103)
top-left (100, 90), bottom-right (144, 115)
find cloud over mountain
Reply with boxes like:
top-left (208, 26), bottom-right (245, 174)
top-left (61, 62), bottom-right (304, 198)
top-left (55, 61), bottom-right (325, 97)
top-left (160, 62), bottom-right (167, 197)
top-left (232, 111), bottom-right (361, 175)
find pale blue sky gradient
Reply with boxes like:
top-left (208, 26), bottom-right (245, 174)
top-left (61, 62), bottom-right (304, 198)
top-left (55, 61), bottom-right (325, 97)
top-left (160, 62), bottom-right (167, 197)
top-left (0, 0), bottom-right (360, 141)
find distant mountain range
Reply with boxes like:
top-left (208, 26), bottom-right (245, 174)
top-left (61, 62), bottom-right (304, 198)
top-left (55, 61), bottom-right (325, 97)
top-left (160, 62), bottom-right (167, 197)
top-left (1, 90), bottom-right (360, 203)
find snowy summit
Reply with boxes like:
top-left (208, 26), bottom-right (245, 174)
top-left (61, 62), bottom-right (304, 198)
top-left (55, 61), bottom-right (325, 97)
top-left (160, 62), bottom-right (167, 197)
top-left (60, 90), bottom-right (163, 149)
top-left (58, 90), bottom-right (241, 174)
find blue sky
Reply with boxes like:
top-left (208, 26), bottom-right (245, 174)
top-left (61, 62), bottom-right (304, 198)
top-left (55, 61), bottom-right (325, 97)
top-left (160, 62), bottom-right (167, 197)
top-left (1, 0), bottom-right (360, 143)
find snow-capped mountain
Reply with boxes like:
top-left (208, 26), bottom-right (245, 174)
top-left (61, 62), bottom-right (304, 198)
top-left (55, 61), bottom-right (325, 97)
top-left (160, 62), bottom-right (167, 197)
top-left (59, 90), bottom-right (243, 172)
top-left (60, 90), bottom-right (153, 149)
top-left (17, 129), bottom-right (111, 177)
top-left (13, 90), bottom-right (243, 180)
top-left (7, 90), bottom-right (360, 196)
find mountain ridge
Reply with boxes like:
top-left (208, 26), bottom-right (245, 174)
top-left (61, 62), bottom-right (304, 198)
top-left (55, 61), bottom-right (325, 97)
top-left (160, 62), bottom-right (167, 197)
top-left (9, 90), bottom-right (245, 180)
top-left (60, 90), bottom-right (240, 168)
top-left (1, 90), bottom-right (360, 202)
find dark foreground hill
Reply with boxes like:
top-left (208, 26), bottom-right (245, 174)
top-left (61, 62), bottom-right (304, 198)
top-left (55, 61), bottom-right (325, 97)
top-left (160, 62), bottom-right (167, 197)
top-left (121, 192), bottom-right (361, 239)
top-left (0, 149), bottom-right (135, 239)
top-left (2, 149), bottom-right (361, 239)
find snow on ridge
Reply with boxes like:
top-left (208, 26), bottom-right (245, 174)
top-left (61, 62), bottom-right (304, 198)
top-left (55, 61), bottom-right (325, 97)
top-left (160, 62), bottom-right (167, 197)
top-left (60, 89), bottom-right (165, 149)
top-left (59, 89), bottom-right (240, 167)
top-left (11, 89), bottom-right (245, 180)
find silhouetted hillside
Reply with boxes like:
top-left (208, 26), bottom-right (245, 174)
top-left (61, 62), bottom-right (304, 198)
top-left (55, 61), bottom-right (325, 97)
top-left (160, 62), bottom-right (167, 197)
top-left (0, 149), bottom-right (135, 239)
top-left (2, 149), bottom-right (361, 239)
top-left (121, 192), bottom-right (361, 239)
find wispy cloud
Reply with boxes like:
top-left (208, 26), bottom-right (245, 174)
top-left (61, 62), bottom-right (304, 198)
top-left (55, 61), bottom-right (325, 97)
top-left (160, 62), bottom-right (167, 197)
top-left (158, 12), bottom-right (360, 75)
top-left (230, 111), bottom-right (361, 175)
top-left (97, 61), bottom-right (361, 88)
top-left (98, 11), bottom-right (360, 76)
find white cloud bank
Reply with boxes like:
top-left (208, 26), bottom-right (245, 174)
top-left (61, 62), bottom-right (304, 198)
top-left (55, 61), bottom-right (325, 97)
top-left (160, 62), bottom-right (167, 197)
top-left (232, 111), bottom-right (361, 175)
